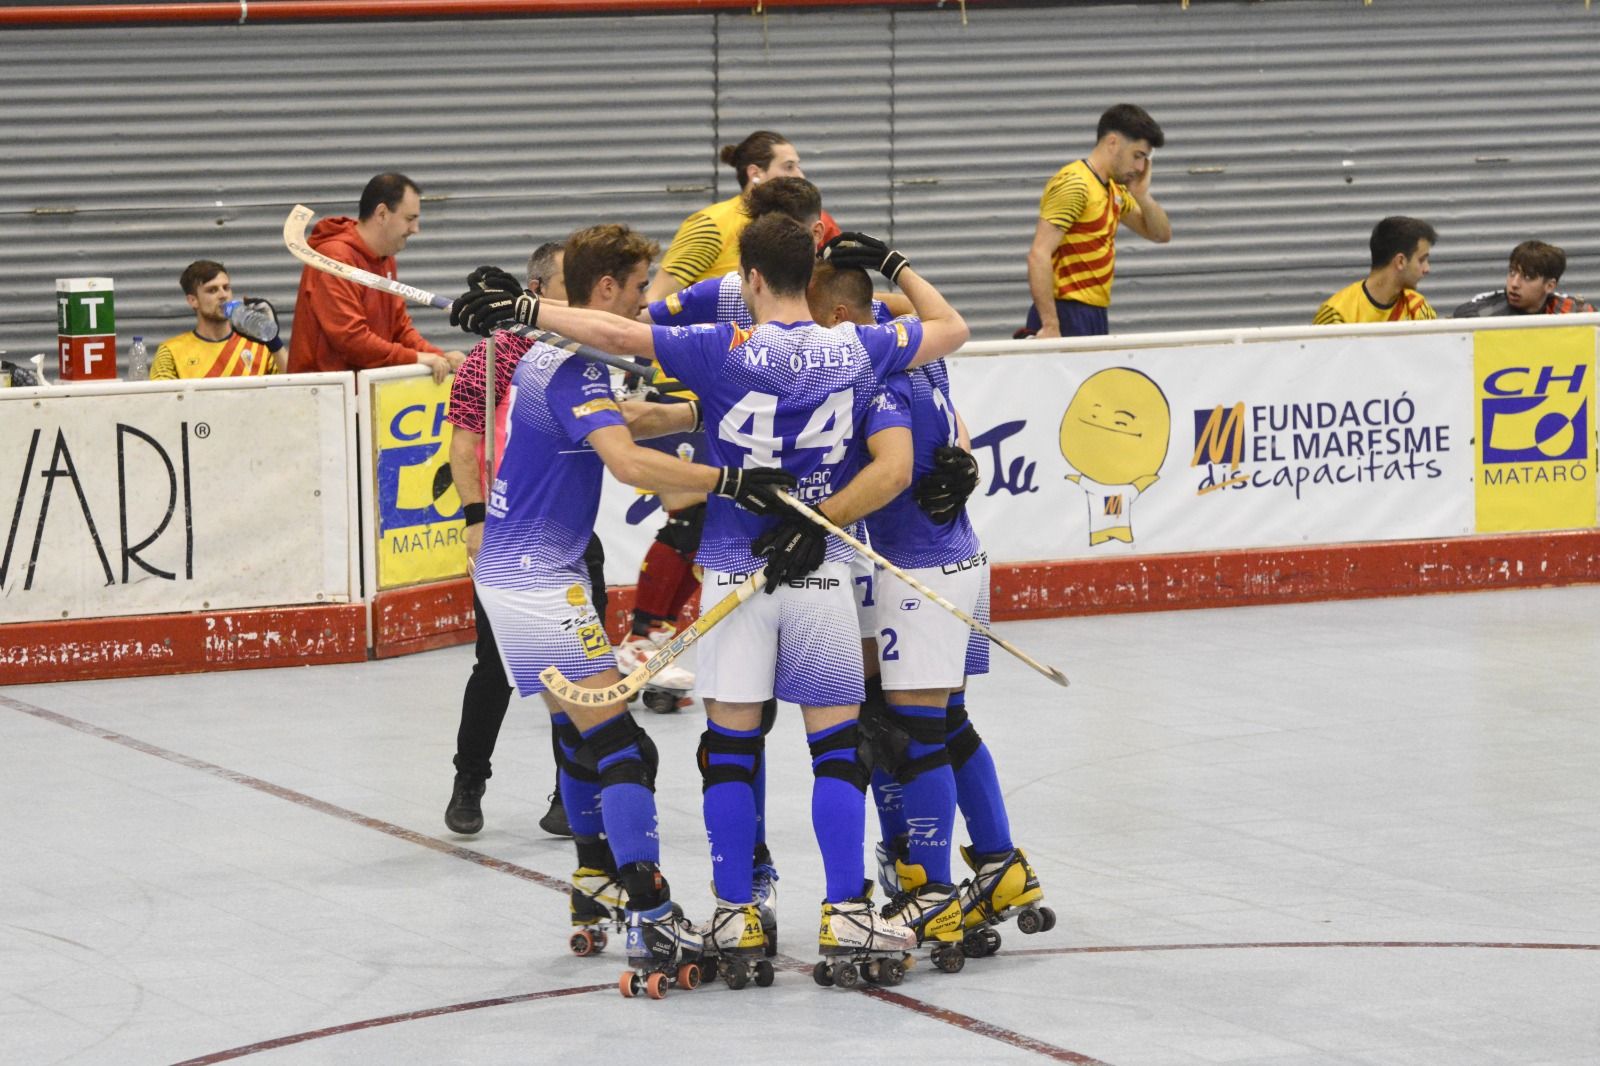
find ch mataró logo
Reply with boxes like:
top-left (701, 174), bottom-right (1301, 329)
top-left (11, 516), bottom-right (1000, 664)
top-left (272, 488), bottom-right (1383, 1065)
top-left (1480, 363), bottom-right (1589, 475)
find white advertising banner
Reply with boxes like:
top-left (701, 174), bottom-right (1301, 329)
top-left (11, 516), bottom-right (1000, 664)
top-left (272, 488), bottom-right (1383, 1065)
top-left (949, 333), bottom-right (1477, 562)
top-left (0, 379), bottom-right (353, 623)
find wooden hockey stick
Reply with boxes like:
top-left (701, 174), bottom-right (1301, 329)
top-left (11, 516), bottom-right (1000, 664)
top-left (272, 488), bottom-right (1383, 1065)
top-left (282, 204), bottom-right (655, 382)
top-left (539, 571), bottom-right (767, 706)
top-left (775, 494), bottom-right (1069, 687)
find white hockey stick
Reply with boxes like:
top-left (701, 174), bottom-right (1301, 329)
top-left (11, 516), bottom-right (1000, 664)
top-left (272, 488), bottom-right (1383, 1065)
top-left (539, 571), bottom-right (767, 706)
top-left (282, 204), bottom-right (656, 383)
top-left (775, 494), bottom-right (1069, 687)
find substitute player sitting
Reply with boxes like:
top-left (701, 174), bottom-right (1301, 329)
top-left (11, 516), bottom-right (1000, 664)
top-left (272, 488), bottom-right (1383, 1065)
top-left (451, 213), bottom-right (970, 982)
top-left (465, 223), bottom-right (794, 988)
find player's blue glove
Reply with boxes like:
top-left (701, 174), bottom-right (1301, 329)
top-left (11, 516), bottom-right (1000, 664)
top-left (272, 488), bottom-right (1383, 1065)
top-left (822, 231), bottom-right (910, 285)
top-left (913, 446), bottom-right (980, 524)
top-left (752, 515), bottom-right (827, 593)
top-left (451, 288), bottom-right (540, 337)
top-left (713, 467), bottom-right (796, 517)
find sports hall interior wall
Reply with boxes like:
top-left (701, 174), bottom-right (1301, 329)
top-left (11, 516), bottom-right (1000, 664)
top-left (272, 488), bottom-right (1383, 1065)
top-left (2, 0), bottom-right (1598, 366)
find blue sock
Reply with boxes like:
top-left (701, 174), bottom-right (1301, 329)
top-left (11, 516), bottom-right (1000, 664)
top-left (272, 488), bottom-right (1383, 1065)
top-left (808, 721), bottom-right (866, 903)
top-left (552, 713), bottom-right (604, 840)
top-left (754, 753), bottom-right (768, 851)
top-left (870, 767), bottom-right (906, 848)
top-left (703, 721), bottom-right (760, 903)
top-left (893, 703), bottom-right (956, 883)
top-left (948, 693), bottom-right (1012, 856)
top-left (580, 719), bottom-right (659, 870)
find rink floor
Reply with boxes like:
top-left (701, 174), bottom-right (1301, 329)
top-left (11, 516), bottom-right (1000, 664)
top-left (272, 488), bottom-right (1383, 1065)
top-left (6, 586), bottom-right (1600, 1065)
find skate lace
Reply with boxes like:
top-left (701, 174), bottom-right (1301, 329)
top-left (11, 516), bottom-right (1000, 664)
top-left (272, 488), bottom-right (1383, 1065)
top-left (881, 887), bottom-right (917, 919)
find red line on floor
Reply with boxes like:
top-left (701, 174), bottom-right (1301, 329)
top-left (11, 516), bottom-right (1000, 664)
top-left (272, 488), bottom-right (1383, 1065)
top-left (1000, 940), bottom-right (1600, 955)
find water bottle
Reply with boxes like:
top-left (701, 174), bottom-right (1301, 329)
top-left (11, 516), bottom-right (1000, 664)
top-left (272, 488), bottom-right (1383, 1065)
top-left (222, 299), bottom-right (278, 342)
top-left (129, 336), bottom-right (150, 380)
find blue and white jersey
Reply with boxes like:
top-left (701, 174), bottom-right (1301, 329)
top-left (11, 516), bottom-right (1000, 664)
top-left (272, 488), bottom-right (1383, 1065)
top-left (861, 361), bottom-right (982, 569)
top-left (652, 317), bottom-right (924, 574)
top-left (474, 345), bottom-right (625, 590)
top-left (650, 270), bottom-right (895, 329)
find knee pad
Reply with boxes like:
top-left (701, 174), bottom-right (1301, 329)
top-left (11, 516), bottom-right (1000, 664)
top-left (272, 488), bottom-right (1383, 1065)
top-left (654, 502), bottom-right (706, 554)
top-left (946, 703), bottom-right (983, 771)
top-left (696, 728), bottom-right (764, 793)
top-left (885, 707), bottom-right (950, 785)
top-left (759, 697), bottom-right (778, 736)
top-left (556, 718), bottom-right (600, 784)
top-left (580, 713), bottom-right (659, 791)
top-left (808, 722), bottom-right (870, 791)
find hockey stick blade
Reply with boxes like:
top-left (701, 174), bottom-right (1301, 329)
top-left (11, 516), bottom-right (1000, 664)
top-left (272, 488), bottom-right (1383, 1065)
top-left (282, 204), bottom-right (655, 383)
top-left (774, 494), bottom-right (1068, 688)
top-left (539, 570), bottom-right (767, 705)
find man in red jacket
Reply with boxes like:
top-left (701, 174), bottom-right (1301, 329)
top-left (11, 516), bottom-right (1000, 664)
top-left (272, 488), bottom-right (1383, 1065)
top-left (289, 172), bottom-right (464, 380)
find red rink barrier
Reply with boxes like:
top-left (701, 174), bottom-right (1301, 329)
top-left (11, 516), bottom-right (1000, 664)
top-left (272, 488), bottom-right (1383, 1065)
top-left (7, 531), bottom-right (1599, 683)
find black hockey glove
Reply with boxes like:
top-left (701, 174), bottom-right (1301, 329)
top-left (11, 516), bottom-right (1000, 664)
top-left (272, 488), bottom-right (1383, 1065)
top-left (913, 445), bottom-right (981, 524)
top-left (466, 264), bottom-right (524, 295)
top-left (752, 515), bottom-right (827, 593)
top-left (712, 467), bottom-right (797, 517)
top-left (451, 288), bottom-right (540, 337)
top-left (822, 231), bottom-right (911, 285)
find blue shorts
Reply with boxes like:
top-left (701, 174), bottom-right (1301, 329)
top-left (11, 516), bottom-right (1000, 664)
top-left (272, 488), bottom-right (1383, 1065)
top-left (1022, 300), bottom-right (1109, 338)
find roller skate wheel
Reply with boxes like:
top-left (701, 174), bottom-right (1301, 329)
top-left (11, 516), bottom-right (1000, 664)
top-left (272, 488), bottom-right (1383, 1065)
top-left (592, 929), bottom-right (609, 951)
top-left (1039, 907), bottom-right (1057, 933)
top-left (723, 958), bottom-right (750, 990)
top-left (619, 971), bottom-right (640, 998)
top-left (676, 962), bottom-right (701, 990)
top-left (645, 972), bottom-right (668, 999)
top-left (570, 929), bottom-right (598, 957)
top-left (812, 960), bottom-right (834, 987)
top-left (1017, 907), bottom-right (1043, 935)
top-left (832, 961), bottom-right (860, 989)
top-left (642, 689), bottom-right (681, 715)
top-left (699, 956), bottom-right (719, 983)
top-left (883, 958), bottom-right (906, 985)
top-left (932, 945), bottom-right (966, 974)
top-left (754, 959), bottom-right (775, 987)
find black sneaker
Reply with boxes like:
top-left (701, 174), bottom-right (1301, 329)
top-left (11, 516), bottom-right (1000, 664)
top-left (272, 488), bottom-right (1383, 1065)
top-left (445, 773), bottom-right (486, 835)
top-left (539, 790), bottom-right (572, 837)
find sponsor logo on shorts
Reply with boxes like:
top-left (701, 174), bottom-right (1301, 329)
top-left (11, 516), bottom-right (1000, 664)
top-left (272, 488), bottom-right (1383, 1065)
top-left (571, 397), bottom-right (620, 419)
top-left (900, 598), bottom-right (920, 611)
top-left (577, 622), bottom-right (610, 658)
top-left (565, 583), bottom-right (587, 607)
top-left (939, 550), bottom-right (988, 575)
top-left (714, 572), bottom-right (840, 590)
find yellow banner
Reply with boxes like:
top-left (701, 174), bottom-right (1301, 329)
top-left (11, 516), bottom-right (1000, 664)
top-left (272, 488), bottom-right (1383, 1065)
top-left (372, 374), bottom-right (467, 588)
top-left (1473, 326), bottom-right (1596, 533)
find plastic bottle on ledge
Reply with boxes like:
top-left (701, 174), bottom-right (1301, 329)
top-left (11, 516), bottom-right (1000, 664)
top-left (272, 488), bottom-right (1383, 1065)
top-left (222, 299), bottom-right (279, 342)
top-left (129, 336), bottom-right (149, 380)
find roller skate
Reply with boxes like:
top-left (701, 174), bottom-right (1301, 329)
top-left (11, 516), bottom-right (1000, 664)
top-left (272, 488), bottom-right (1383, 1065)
top-left (698, 898), bottom-right (776, 990)
top-left (882, 861), bottom-right (967, 974)
top-left (615, 627), bottom-right (694, 714)
top-left (567, 867), bottom-right (626, 957)
top-left (873, 836), bottom-right (907, 898)
top-left (956, 845), bottom-right (1055, 959)
top-left (812, 884), bottom-right (918, 989)
top-left (619, 900), bottom-right (706, 1000)
top-left (752, 848), bottom-right (779, 957)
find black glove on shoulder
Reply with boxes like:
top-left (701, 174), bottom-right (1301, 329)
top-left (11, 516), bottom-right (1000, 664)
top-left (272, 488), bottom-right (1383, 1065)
top-left (451, 289), bottom-right (540, 337)
top-left (467, 265), bottom-right (524, 295)
top-left (712, 467), bottom-right (796, 516)
top-left (913, 445), bottom-right (981, 524)
top-left (822, 231), bottom-right (911, 285)
top-left (751, 515), bottom-right (827, 593)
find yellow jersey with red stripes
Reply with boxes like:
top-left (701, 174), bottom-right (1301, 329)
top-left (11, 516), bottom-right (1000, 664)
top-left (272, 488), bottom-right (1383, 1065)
top-left (1038, 159), bottom-right (1142, 308)
top-left (150, 329), bottom-right (278, 379)
top-left (1313, 281), bottom-right (1436, 326)
top-left (657, 193), bottom-right (750, 288)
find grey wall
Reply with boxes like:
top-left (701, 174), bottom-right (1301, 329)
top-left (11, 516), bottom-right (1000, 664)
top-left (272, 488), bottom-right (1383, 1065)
top-left (2, 0), bottom-right (1598, 368)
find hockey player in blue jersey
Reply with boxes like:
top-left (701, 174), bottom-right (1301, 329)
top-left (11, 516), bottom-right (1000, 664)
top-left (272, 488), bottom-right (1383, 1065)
top-left (466, 223), bottom-right (795, 996)
top-left (453, 214), bottom-right (971, 983)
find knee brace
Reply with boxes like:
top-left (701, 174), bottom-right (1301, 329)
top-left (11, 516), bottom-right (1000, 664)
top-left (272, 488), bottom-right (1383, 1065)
top-left (579, 713), bottom-right (659, 791)
top-left (759, 697), bottom-right (778, 736)
top-left (945, 702), bottom-right (984, 771)
top-left (556, 718), bottom-right (600, 784)
top-left (696, 728), bottom-right (764, 793)
top-left (654, 502), bottom-right (706, 554)
top-left (883, 707), bottom-right (951, 786)
top-left (808, 722), bottom-right (870, 791)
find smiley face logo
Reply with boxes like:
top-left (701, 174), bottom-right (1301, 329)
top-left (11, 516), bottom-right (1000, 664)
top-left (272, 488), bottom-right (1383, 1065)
top-left (1059, 368), bottom-right (1171, 546)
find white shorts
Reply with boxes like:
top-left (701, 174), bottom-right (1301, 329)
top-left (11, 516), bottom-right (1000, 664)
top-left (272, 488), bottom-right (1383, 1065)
top-left (850, 552), bottom-right (876, 640)
top-left (871, 554), bottom-right (990, 690)
top-left (696, 561), bottom-right (865, 707)
top-left (476, 572), bottom-right (616, 697)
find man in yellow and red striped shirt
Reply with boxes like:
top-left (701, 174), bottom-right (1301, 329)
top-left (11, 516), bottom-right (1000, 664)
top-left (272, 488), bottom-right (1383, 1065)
top-left (1314, 217), bottom-right (1437, 326)
top-left (1023, 104), bottom-right (1172, 339)
top-left (150, 260), bottom-right (282, 379)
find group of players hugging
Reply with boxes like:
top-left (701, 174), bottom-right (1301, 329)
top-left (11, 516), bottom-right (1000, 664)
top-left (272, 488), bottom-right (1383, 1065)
top-left (448, 131), bottom-right (1054, 999)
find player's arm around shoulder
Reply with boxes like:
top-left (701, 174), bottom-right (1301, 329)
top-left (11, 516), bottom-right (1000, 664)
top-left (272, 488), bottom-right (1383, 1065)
top-left (820, 425), bottom-right (914, 527)
top-left (898, 267), bottom-right (970, 368)
top-left (621, 397), bottom-right (699, 440)
top-left (538, 302), bottom-right (658, 362)
top-left (588, 424), bottom-right (716, 495)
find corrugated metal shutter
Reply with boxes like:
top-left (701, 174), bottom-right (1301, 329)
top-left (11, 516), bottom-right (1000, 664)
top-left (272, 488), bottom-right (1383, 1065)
top-left (3, 0), bottom-right (1599, 366)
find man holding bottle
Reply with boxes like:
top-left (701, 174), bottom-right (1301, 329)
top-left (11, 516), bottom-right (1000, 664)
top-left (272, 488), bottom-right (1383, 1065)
top-left (148, 259), bottom-right (283, 379)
